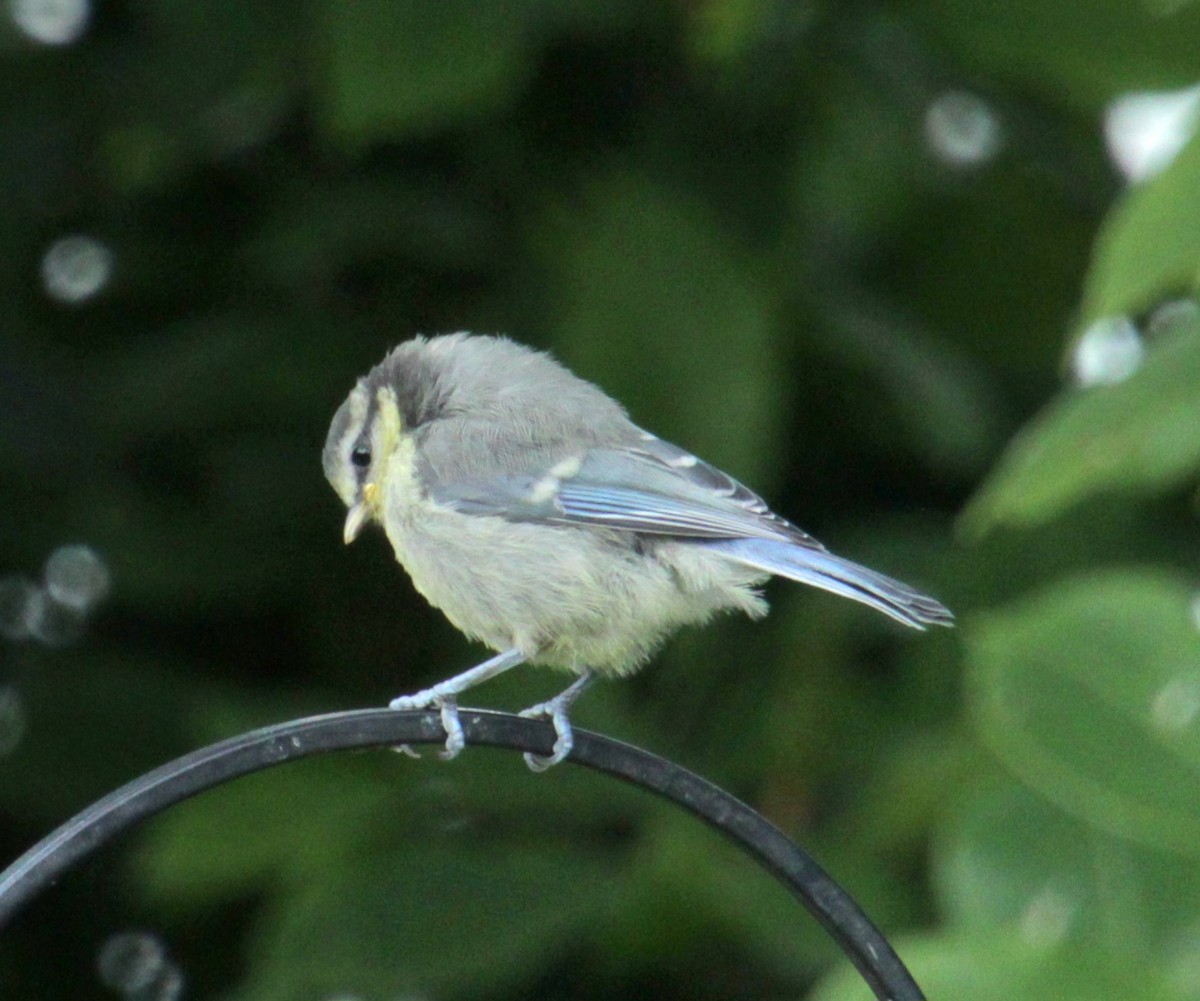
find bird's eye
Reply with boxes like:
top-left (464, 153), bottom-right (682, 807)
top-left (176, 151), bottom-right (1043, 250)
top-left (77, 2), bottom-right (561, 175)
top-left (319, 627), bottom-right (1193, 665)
top-left (350, 446), bottom-right (372, 469)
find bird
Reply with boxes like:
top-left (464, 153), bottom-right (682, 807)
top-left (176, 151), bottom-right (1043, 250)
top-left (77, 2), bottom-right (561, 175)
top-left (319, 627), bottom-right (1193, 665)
top-left (323, 333), bottom-right (953, 769)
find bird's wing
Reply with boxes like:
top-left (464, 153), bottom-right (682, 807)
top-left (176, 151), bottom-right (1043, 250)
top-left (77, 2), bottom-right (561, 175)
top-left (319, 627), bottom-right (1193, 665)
top-left (626, 433), bottom-right (820, 546)
top-left (425, 431), bottom-right (955, 630)
top-left (428, 433), bottom-right (823, 548)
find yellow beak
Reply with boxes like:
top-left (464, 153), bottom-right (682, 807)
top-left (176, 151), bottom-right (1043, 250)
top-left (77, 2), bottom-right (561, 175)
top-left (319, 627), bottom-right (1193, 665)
top-left (343, 482), bottom-right (380, 544)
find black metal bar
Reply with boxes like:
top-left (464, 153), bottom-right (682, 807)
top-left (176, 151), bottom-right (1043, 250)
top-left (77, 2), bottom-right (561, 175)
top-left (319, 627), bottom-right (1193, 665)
top-left (0, 708), bottom-right (924, 1001)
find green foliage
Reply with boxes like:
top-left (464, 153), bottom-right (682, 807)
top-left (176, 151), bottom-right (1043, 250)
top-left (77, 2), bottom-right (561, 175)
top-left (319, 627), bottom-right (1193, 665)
top-left (2, 1), bottom-right (1199, 1000)
top-left (538, 171), bottom-right (784, 479)
top-left (912, 0), bottom-right (1200, 110)
top-left (315, 0), bottom-right (537, 144)
top-left (964, 314), bottom-right (1200, 533)
top-left (966, 571), bottom-right (1200, 853)
top-left (1084, 133), bottom-right (1200, 319)
top-left (240, 845), bottom-right (618, 1001)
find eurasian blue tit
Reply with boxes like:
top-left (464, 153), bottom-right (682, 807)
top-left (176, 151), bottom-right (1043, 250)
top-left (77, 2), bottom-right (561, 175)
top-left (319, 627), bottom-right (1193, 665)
top-left (324, 334), bottom-right (952, 769)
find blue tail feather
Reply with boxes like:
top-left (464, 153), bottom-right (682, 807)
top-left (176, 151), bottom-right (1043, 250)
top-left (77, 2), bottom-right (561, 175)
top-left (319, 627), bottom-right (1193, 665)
top-left (702, 538), bottom-right (953, 630)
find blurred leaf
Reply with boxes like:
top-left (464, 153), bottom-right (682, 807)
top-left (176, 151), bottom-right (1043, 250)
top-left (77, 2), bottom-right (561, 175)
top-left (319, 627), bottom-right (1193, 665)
top-left (687, 0), bottom-right (798, 68)
top-left (810, 930), bottom-right (1182, 1001)
top-left (825, 727), bottom-right (983, 855)
top-left (934, 778), bottom-right (1200, 971)
top-left (538, 171), bottom-right (784, 485)
top-left (315, 0), bottom-right (534, 143)
top-left (0, 653), bottom-right (261, 822)
top-left (964, 570), bottom-right (1200, 855)
top-left (235, 843), bottom-right (617, 1001)
top-left (89, 313), bottom-right (331, 437)
top-left (962, 317), bottom-right (1200, 535)
top-left (246, 177), bottom-right (502, 286)
top-left (788, 65), bottom-right (918, 258)
top-left (1083, 134), bottom-right (1200, 320)
top-left (94, 3), bottom-right (301, 163)
top-left (137, 742), bottom-right (650, 908)
top-left (598, 813), bottom-right (835, 980)
top-left (135, 758), bottom-right (406, 905)
top-left (819, 298), bottom-right (1004, 478)
top-left (913, 0), bottom-right (1200, 111)
top-left (60, 477), bottom-right (324, 615)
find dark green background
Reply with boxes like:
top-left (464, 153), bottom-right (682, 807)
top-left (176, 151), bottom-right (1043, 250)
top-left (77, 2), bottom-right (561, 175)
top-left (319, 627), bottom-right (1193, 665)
top-left (3, 2), bottom-right (1200, 999)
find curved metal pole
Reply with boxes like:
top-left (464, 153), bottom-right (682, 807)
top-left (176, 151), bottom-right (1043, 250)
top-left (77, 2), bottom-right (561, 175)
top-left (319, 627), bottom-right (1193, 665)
top-left (0, 708), bottom-right (924, 1001)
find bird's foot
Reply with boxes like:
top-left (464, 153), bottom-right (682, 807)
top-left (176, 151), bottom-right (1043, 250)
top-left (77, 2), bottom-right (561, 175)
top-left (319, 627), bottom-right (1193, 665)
top-left (518, 673), bottom-right (594, 772)
top-left (519, 697), bottom-right (573, 772)
top-left (389, 689), bottom-right (465, 760)
top-left (387, 649), bottom-right (530, 760)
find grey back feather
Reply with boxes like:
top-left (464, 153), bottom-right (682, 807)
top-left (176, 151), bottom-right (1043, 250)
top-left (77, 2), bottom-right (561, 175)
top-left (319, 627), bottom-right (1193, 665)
top-left (380, 334), bottom-right (640, 485)
top-left (383, 334), bottom-right (821, 550)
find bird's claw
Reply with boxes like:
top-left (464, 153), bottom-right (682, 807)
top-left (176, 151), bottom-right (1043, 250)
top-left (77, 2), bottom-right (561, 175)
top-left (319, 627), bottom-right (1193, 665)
top-left (437, 698), bottom-right (465, 760)
top-left (519, 696), bottom-right (574, 772)
top-left (388, 690), bottom-right (465, 761)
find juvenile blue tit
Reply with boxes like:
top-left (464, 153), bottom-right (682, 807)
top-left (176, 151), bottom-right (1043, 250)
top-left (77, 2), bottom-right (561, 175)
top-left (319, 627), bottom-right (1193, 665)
top-left (323, 333), bottom-right (953, 769)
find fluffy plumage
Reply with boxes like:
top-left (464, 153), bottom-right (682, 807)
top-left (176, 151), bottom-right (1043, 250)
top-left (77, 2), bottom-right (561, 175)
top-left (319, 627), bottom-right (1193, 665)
top-left (323, 334), bottom-right (952, 763)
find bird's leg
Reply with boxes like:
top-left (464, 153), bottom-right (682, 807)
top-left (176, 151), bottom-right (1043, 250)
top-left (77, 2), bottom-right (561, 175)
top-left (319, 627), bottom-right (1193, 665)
top-left (390, 648), bottom-right (528, 760)
top-left (519, 672), bottom-right (595, 772)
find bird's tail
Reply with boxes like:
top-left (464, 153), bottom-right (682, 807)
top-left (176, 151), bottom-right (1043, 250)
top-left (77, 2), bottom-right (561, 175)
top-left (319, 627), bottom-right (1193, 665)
top-left (703, 537), bottom-right (954, 630)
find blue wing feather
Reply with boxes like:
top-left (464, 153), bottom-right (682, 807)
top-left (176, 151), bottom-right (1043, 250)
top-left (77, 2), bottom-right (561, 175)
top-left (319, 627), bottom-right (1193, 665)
top-left (430, 436), bottom-right (821, 546)
top-left (432, 448), bottom-right (808, 543)
top-left (427, 435), bottom-right (952, 630)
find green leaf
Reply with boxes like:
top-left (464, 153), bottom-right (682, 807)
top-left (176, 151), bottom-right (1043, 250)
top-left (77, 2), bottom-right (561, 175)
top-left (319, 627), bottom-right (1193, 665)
top-left (1083, 133), bottom-right (1200, 321)
top-left (314, 0), bottom-right (534, 143)
top-left (234, 844), bottom-right (617, 1001)
top-left (599, 814), bottom-right (836, 980)
top-left (910, 0), bottom-right (1200, 111)
top-left (809, 931), bottom-right (1182, 1001)
top-left (0, 653), bottom-right (220, 822)
top-left (135, 758), bottom-right (405, 905)
top-left (963, 570), bottom-right (1200, 855)
top-left (135, 738), bottom-right (649, 910)
top-left (961, 318), bottom-right (1200, 535)
top-left (818, 299), bottom-right (1007, 478)
top-left (935, 778), bottom-right (1200, 963)
top-left (536, 171), bottom-right (784, 486)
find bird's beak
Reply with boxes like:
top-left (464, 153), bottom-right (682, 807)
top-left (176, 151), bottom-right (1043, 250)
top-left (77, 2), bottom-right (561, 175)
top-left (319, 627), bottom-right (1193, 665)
top-left (343, 482), bottom-right (380, 544)
top-left (343, 502), bottom-right (368, 544)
